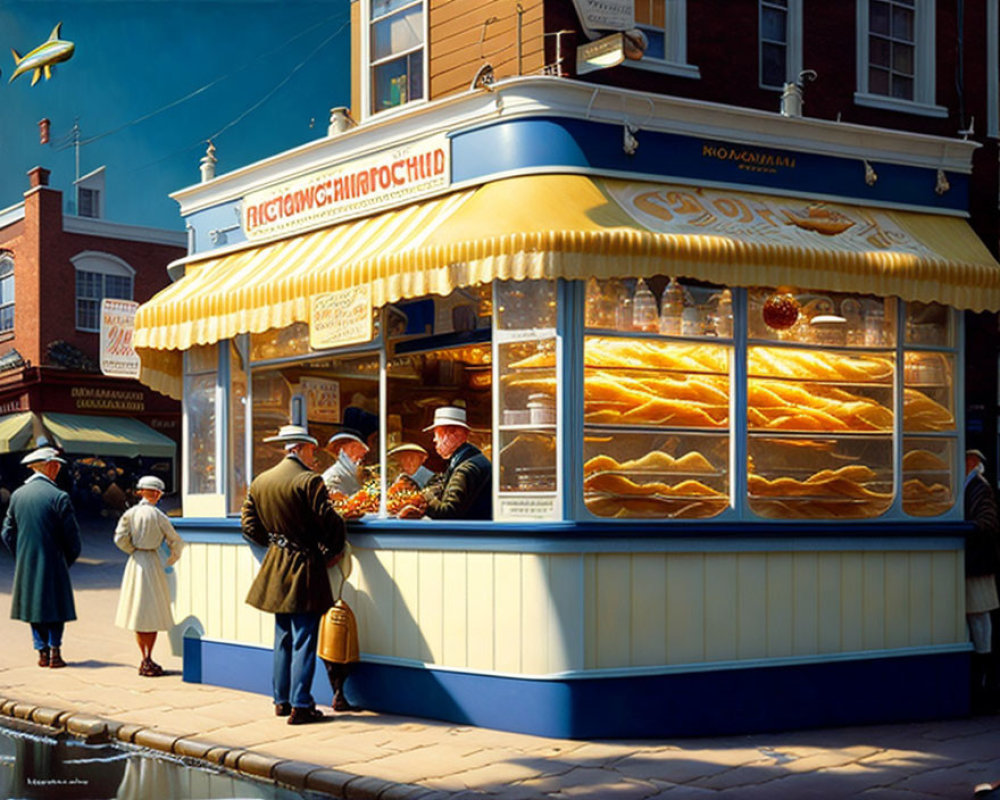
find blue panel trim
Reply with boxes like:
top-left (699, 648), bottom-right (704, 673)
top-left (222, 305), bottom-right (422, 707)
top-left (183, 638), bottom-right (334, 707)
top-left (451, 117), bottom-right (969, 213)
top-left (187, 640), bottom-right (968, 738)
top-left (173, 516), bottom-right (969, 552)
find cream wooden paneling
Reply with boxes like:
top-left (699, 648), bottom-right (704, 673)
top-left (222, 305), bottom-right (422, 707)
top-left (173, 542), bottom-right (965, 677)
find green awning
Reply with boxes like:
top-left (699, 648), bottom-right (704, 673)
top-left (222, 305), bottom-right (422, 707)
top-left (41, 413), bottom-right (176, 459)
top-left (0, 412), bottom-right (36, 453)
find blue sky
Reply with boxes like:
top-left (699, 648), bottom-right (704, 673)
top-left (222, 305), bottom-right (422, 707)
top-left (0, 1), bottom-right (351, 230)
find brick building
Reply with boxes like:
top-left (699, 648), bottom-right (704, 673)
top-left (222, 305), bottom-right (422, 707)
top-left (0, 165), bottom-right (185, 510)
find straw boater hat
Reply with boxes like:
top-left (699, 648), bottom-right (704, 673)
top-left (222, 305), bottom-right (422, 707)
top-left (968, 449), bottom-right (988, 465)
top-left (136, 475), bottom-right (166, 492)
top-left (423, 406), bottom-right (470, 431)
top-left (262, 424), bottom-right (318, 446)
top-left (388, 443), bottom-right (428, 457)
top-left (21, 446), bottom-right (65, 465)
top-left (327, 429), bottom-right (368, 449)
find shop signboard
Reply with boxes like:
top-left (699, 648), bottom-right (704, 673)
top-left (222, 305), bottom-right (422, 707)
top-left (571, 0), bottom-right (633, 32)
top-left (99, 298), bottom-right (141, 378)
top-left (242, 132), bottom-right (451, 240)
top-left (300, 377), bottom-right (340, 424)
top-left (310, 285), bottom-right (373, 350)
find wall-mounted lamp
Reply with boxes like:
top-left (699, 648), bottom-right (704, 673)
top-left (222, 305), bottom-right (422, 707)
top-left (863, 159), bottom-right (877, 186)
top-left (623, 122), bottom-right (638, 156)
top-left (327, 107), bottom-right (356, 136)
top-left (935, 169), bottom-right (950, 195)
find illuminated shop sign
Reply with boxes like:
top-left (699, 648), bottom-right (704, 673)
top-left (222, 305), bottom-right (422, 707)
top-left (242, 133), bottom-right (451, 240)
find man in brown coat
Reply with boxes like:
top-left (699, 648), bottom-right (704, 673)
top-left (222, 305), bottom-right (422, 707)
top-left (242, 425), bottom-right (346, 725)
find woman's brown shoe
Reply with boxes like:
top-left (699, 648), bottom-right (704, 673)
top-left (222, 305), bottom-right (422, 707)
top-left (48, 647), bottom-right (65, 669)
top-left (37, 648), bottom-right (49, 668)
top-left (287, 706), bottom-right (325, 725)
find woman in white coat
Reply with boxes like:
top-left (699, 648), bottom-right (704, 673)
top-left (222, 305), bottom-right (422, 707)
top-left (114, 476), bottom-right (184, 676)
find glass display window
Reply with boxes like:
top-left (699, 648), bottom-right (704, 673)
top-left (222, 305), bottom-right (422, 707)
top-left (747, 435), bottom-right (894, 519)
top-left (228, 339), bottom-right (248, 514)
top-left (905, 301), bottom-right (954, 348)
top-left (496, 280), bottom-right (558, 520)
top-left (585, 276), bottom-right (733, 338)
top-left (902, 437), bottom-right (956, 517)
top-left (251, 352), bottom-right (381, 516)
top-left (184, 344), bottom-right (219, 495)
top-left (902, 352), bottom-right (955, 432)
top-left (747, 287), bottom-right (897, 347)
top-left (250, 322), bottom-right (311, 361)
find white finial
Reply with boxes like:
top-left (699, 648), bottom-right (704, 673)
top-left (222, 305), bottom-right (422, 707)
top-left (200, 140), bottom-right (217, 183)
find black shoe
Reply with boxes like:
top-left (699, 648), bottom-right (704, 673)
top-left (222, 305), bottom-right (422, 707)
top-left (287, 706), bottom-right (325, 725)
top-left (274, 702), bottom-right (291, 717)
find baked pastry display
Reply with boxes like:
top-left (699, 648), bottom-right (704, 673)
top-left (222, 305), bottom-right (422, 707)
top-left (583, 449), bottom-right (727, 518)
top-left (902, 449), bottom-right (949, 471)
top-left (903, 389), bottom-right (955, 431)
top-left (748, 346), bottom-right (893, 382)
top-left (748, 464), bottom-right (892, 519)
top-left (901, 477), bottom-right (953, 516)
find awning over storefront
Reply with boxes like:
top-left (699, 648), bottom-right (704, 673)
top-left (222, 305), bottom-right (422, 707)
top-left (134, 174), bottom-right (1000, 398)
top-left (41, 413), bottom-right (176, 459)
top-left (0, 412), bottom-right (36, 453)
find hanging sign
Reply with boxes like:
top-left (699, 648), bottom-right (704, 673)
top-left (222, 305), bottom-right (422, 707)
top-left (577, 33), bottom-right (626, 74)
top-left (242, 132), bottom-right (450, 240)
top-left (310, 285), bottom-right (373, 350)
top-left (300, 377), bottom-right (341, 424)
top-left (571, 0), bottom-right (634, 32)
top-left (99, 298), bottom-right (141, 378)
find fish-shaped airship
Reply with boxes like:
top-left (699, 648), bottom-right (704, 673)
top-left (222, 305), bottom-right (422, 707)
top-left (10, 22), bottom-right (75, 86)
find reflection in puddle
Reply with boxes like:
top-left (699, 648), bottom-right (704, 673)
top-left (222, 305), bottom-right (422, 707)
top-left (0, 718), bottom-right (328, 799)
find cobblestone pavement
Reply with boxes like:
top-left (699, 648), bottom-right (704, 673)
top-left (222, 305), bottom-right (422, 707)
top-left (0, 518), bottom-right (996, 799)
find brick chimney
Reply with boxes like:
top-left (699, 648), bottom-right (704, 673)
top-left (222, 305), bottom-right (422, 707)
top-left (27, 166), bottom-right (50, 188)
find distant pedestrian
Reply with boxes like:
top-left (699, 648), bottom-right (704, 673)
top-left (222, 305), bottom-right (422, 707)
top-left (114, 475), bottom-right (185, 677)
top-left (1, 446), bottom-right (81, 669)
top-left (242, 424), bottom-right (346, 725)
top-left (965, 449), bottom-right (1000, 712)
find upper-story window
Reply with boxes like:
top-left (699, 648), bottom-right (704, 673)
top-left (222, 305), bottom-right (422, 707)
top-left (369, 0), bottom-right (425, 115)
top-left (629, 0), bottom-right (697, 78)
top-left (759, 0), bottom-right (802, 90)
top-left (78, 187), bottom-right (100, 219)
top-left (0, 255), bottom-right (14, 333)
top-left (71, 252), bottom-right (134, 332)
top-left (855, 0), bottom-right (945, 116)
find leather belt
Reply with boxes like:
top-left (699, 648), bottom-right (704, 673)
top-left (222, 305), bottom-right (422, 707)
top-left (268, 532), bottom-right (306, 553)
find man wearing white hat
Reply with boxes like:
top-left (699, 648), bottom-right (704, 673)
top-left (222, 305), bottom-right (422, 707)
top-left (321, 429), bottom-right (369, 499)
top-left (241, 424), bottom-right (347, 725)
top-left (965, 448), bottom-right (1000, 711)
top-left (1, 446), bottom-right (81, 669)
top-left (399, 406), bottom-right (491, 520)
top-left (388, 443), bottom-right (436, 491)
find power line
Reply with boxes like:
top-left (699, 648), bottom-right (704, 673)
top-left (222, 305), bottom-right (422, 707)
top-left (52, 8), bottom-right (348, 152)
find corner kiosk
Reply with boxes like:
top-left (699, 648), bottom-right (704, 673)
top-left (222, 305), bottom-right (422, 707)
top-left (135, 78), bottom-right (1000, 738)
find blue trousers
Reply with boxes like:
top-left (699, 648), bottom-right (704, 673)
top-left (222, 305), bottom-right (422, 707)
top-left (273, 612), bottom-right (320, 709)
top-left (30, 622), bottom-right (64, 650)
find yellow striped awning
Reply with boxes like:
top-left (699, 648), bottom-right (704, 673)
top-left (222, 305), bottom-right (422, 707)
top-left (134, 174), bottom-right (1000, 398)
top-left (0, 411), bottom-right (36, 453)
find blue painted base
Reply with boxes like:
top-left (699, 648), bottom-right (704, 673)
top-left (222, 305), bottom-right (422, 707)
top-left (183, 638), bottom-right (969, 739)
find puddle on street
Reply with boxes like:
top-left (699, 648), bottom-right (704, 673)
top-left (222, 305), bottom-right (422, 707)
top-left (0, 717), bottom-right (331, 799)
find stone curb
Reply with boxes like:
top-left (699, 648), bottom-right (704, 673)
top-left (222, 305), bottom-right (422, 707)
top-left (0, 699), bottom-right (419, 800)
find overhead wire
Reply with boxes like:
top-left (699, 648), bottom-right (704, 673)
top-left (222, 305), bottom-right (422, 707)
top-left (52, 8), bottom-right (348, 152)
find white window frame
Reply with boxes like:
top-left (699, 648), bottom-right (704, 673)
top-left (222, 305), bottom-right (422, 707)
top-left (855, 0), bottom-right (947, 117)
top-left (360, 0), bottom-right (429, 120)
top-left (0, 256), bottom-right (13, 334)
top-left (759, 0), bottom-right (803, 90)
top-left (625, 0), bottom-right (700, 79)
top-left (71, 251), bottom-right (135, 332)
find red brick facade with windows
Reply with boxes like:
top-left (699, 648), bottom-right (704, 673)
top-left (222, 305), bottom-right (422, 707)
top-left (0, 166), bottom-right (185, 482)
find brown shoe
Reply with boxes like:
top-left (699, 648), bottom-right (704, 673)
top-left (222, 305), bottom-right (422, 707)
top-left (274, 702), bottom-right (291, 717)
top-left (287, 706), bottom-right (325, 725)
top-left (37, 648), bottom-right (50, 668)
top-left (49, 647), bottom-right (66, 669)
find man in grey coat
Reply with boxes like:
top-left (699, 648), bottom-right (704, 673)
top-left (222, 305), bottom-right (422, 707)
top-left (242, 425), bottom-right (346, 725)
top-left (1, 446), bottom-right (81, 669)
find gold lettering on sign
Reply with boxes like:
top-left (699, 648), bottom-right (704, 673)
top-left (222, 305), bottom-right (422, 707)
top-left (702, 143), bottom-right (797, 175)
top-left (70, 387), bottom-right (145, 413)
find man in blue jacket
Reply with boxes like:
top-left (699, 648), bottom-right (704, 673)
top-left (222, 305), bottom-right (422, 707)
top-left (2, 446), bottom-right (82, 669)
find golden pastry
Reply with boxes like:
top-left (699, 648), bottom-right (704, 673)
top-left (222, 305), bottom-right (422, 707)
top-left (902, 449), bottom-right (948, 471)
